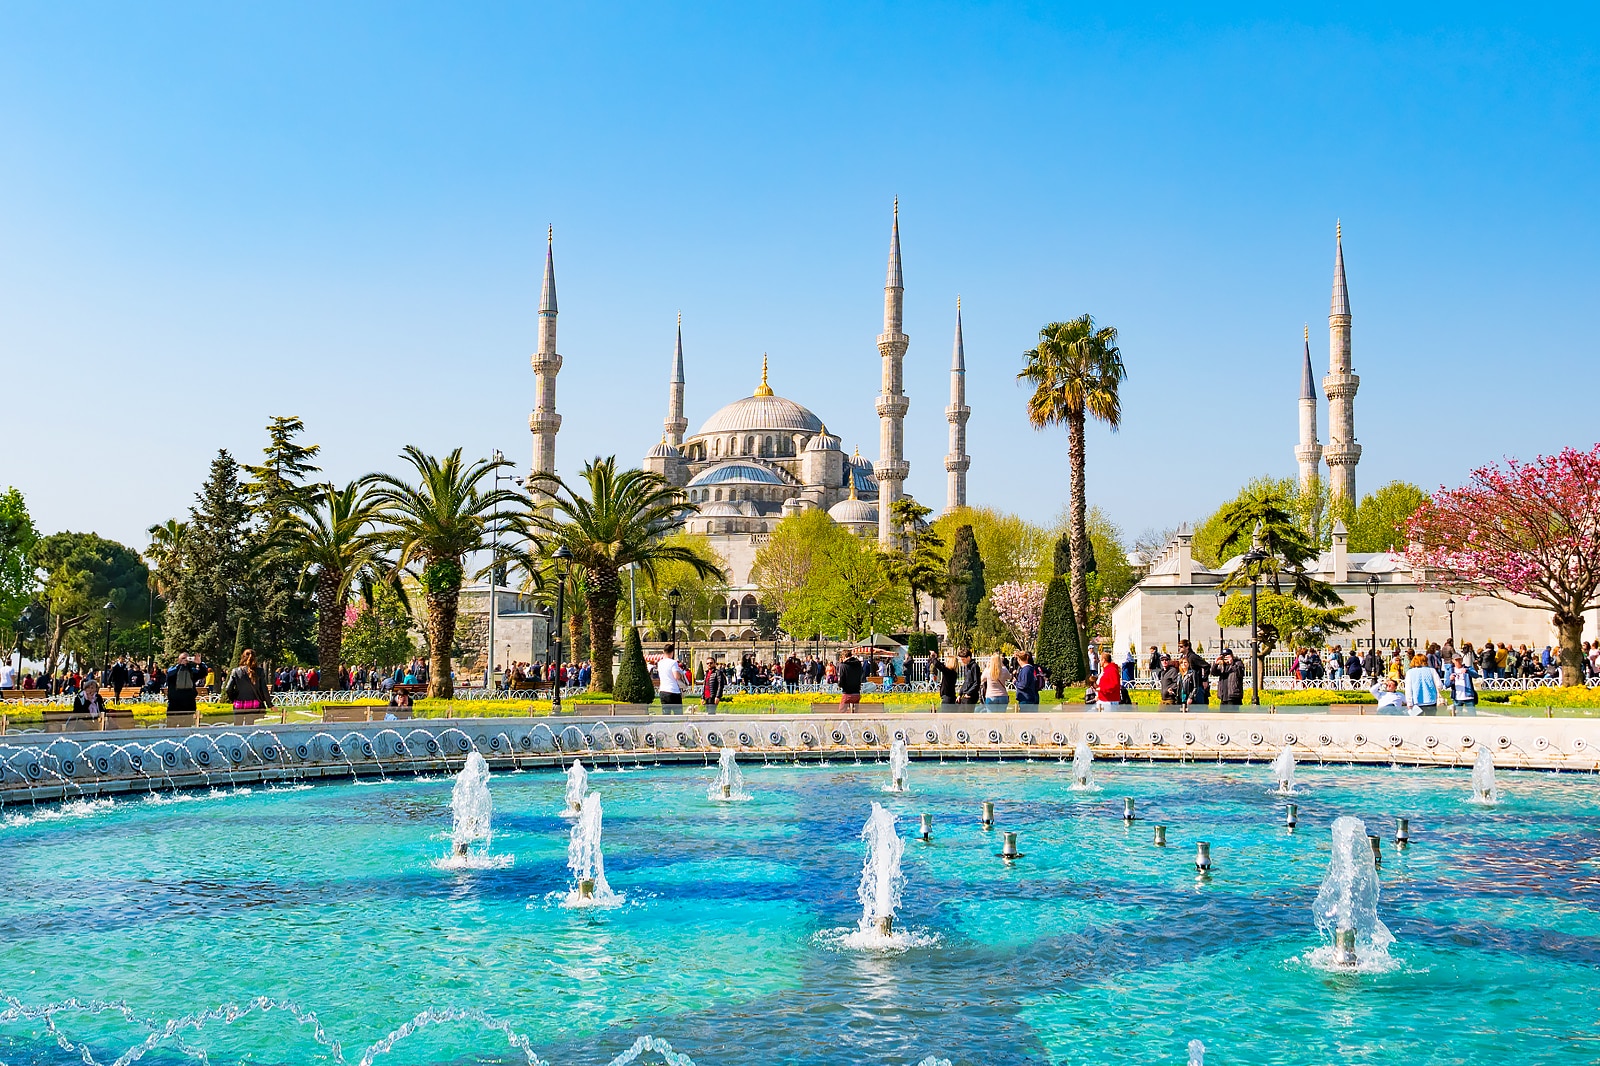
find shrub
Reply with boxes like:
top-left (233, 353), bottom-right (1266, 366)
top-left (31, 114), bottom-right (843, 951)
top-left (612, 627), bottom-right (656, 704)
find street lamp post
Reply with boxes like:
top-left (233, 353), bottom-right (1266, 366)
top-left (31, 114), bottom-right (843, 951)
top-left (551, 546), bottom-right (573, 713)
top-left (1174, 609), bottom-right (1183, 649)
top-left (1183, 602), bottom-right (1194, 646)
top-left (668, 587), bottom-right (683, 649)
top-left (1215, 589), bottom-right (1227, 653)
top-left (100, 601), bottom-right (115, 679)
top-left (1405, 604), bottom-right (1415, 651)
top-left (1366, 575), bottom-right (1379, 657)
top-left (1446, 597), bottom-right (1456, 648)
top-left (484, 453), bottom-right (523, 692)
top-left (1242, 524), bottom-right (1269, 706)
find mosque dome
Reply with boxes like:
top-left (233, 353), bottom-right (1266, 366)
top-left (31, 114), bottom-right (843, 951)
top-left (646, 440), bottom-right (682, 459)
top-left (687, 461), bottom-right (791, 488)
top-left (828, 495), bottom-right (879, 527)
top-left (805, 425), bottom-right (842, 452)
top-left (693, 356), bottom-right (825, 437)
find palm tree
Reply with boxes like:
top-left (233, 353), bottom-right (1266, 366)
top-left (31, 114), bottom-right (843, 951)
top-left (526, 457), bottom-right (723, 693)
top-left (273, 480), bottom-right (395, 688)
top-left (366, 447), bottom-right (525, 698)
top-left (144, 519), bottom-right (188, 595)
top-left (1018, 315), bottom-right (1126, 638)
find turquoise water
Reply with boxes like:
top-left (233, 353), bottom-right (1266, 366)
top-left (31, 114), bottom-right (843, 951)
top-left (1, 753), bottom-right (1597, 1065)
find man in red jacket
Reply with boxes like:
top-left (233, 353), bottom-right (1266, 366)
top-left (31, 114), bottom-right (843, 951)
top-left (1095, 652), bottom-right (1123, 711)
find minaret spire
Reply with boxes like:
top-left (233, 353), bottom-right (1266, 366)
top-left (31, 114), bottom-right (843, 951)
top-left (529, 226), bottom-right (563, 501)
top-left (944, 296), bottom-right (970, 513)
top-left (875, 198), bottom-right (910, 546)
top-left (1295, 324), bottom-right (1324, 507)
top-left (1322, 220), bottom-right (1361, 503)
top-left (664, 311), bottom-right (687, 448)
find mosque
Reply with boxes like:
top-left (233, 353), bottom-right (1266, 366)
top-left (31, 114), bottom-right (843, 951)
top-left (525, 203), bottom-right (971, 640)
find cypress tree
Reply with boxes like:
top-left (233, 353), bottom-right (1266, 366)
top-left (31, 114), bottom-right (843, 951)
top-left (163, 451), bottom-right (255, 670)
top-left (1036, 533), bottom-right (1085, 694)
top-left (943, 524), bottom-right (985, 650)
top-left (613, 626), bottom-right (655, 705)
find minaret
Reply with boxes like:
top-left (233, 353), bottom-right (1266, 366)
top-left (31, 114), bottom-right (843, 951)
top-left (1322, 220), bottom-right (1360, 502)
top-left (944, 296), bottom-right (970, 513)
top-left (664, 312), bottom-right (687, 448)
top-left (1295, 324), bottom-right (1323, 493)
top-left (874, 199), bottom-right (910, 547)
top-left (528, 226), bottom-right (562, 497)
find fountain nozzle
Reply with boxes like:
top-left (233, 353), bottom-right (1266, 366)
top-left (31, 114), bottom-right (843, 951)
top-left (579, 878), bottom-right (596, 900)
top-left (1286, 803), bottom-right (1298, 829)
top-left (1153, 825), bottom-right (1167, 847)
top-left (982, 801), bottom-right (994, 828)
top-left (453, 841), bottom-right (469, 858)
top-left (920, 813), bottom-right (933, 841)
top-left (1369, 834), bottom-right (1382, 866)
top-left (1395, 817), bottom-right (1410, 845)
top-left (875, 915), bottom-right (894, 936)
top-left (1332, 926), bottom-right (1359, 967)
top-left (1001, 831), bottom-right (1020, 860)
top-left (1123, 797), bottom-right (1136, 821)
top-left (1195, 841), bottom-right (1212, 872)
top-left (721, 783), bottom-right (732, 800)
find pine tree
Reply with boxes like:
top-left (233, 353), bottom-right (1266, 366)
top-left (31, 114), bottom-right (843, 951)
top-left (613, 626), bottom-right (655, 705)
top-left (943, 524), bottom-right (985, 650)
top-left (243, 416), bottom-right (321, 668)
top-left (1036, 533), bottom-right (1085, 693)
top-left (163, 451), bottom-right (256, 669)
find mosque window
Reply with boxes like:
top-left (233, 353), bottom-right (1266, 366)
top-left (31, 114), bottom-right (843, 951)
top-left (745, 436), bottom-right (755, 455)
top-left (712, 439), bottom-right (720, 458)
top-left (763, 436), bottom-right (773, 456)
top-left (714, 488), bottom-right (722, 501)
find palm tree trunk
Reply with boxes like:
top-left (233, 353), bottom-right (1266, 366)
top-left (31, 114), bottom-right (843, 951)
top-left (584, 566), bottom-right (622, 692)
top-left (1067, 411), bottom-right (1091, 641)
top-left (425, 584), bottom-right (458, 699)
top-left (316, 571), bottom-right (343, 691)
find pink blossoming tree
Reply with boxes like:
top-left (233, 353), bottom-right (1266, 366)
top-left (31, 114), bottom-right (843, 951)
top-left (990, 580), bottom-right (1048, 652)
top-left (1405, 443), bottom-right (1600, 685)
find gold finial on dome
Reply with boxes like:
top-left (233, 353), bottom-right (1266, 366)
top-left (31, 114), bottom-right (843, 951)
top-left (754, 353), bottom-right (774, 397)
top-left (1304, 323), bottom-right (1310, 342)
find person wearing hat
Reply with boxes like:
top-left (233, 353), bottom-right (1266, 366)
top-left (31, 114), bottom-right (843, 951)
top-left (1211, 648), bottom-right (1245, 705)
top-left (1156, 654), bottom-right (1180, 705)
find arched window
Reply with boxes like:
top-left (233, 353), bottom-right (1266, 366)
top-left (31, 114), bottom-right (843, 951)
top-left (745, 436), bottom-right (755, 455)
top-left (714, 488), bottom-right (722, 501)
top-left (740, 594), bottom-right (758, 621)
top-left (712, 439), bottom-right (721, 458)
top-left (763, 436), bottom-right (773, 456)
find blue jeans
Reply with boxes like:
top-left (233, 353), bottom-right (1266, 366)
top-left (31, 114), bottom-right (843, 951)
top-left (983, 696), bottom-right (1009, 709)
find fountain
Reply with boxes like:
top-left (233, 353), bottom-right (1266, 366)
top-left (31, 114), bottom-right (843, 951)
top-left (1272, 745), bottom-right (1296, 794)
top-left (563, 791), bottom-right (621, 907)
top-left (1471, 747), bottom-right (1499, 804)
top-left (563, 758), bottom-right (588, 816)
top-left (1312, 815), bottom-right (1394, 969)
top-left (1188, 1039), bottom-right (1206, 1066)
top-left (1071, 739), bottom-right (1097, 790)
top-left (855, 802), bottom-right (904, 941)
top-left (887, 737), bottom-right (909, 792)
top-left (707, 748), bottom-right (750, 801)
top-left (448, 752), bottom-right (492, 859)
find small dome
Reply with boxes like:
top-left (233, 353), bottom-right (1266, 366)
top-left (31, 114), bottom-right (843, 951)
top-left (848, 453), bottom-right (878, 495)
top-left (687, 461), bottom-right (789, 488)
top-left (805, 426), bottom-right (842, 452)
top-left (646, 440), bottom-right (682, 459)
top-left (696, 501), bottom-right (744, 518)
top-left (828, 496), bottom-right (878, 526)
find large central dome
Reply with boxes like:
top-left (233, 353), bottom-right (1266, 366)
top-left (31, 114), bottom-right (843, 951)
top-left (693, 357), bottom-right (824, 437)
top-left (696, 393), bottom-right (825, 437)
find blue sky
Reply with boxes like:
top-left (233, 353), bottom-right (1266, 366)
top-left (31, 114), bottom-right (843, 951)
top-left (2, 3), bottom-right (1595, 551)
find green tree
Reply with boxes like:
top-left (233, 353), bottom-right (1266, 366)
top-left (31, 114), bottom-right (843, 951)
top-left (341, 583), bottom-right (418, 670)
top-left (526, 456), bottom-right (723, 693)
top-left (751, 510), bottom-right (839, 623)
top-left (274, 480), bottom-right (394, 687)
top-left (32, 532), bottom-right (150, 672)
top-left (943, 524), bottom-right (985, 649)
top-left (883, 497), bottom-right (946, 632)
top-left (242, 416), bottom-right (322, 668)
top-left (636, 533), bottom-right (728, 640)
top-left (367, 446), bottom-right (525, 698)
top-left (1035, 533), bottom-right (1085, 692)
top-left (161, 451), bottom-right (256, 669)
top-left (931, 506), bottom-right (1047, 586)
top-left (613, 626), bottom-right (656, 704)
top-left (1348, 481), bottom-right (1429, 552)
top-left (1018, 315), bottom-right (1127, 638)
top-left (1213, 482), bottom-right (1340, 607)
top-left (0, 488), bottom-right (39, 643)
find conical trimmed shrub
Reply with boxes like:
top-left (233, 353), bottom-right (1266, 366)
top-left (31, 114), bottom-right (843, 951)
top-left (613, 626), bottom-right (656, 705)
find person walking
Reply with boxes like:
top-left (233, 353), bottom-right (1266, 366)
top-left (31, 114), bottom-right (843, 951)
top-left (165, 653), bottom-right (208, 722)
top-left (701, 657), bottom-right (726, 711)
top-left (1013, 650), bottom-right (1042, 707)
top-left (1095, 651), bottom-right (1123, 712)
top-left (1444, 654), bottom-right (1480, 714)
top-left (981, 653), bottom-right (1011, 709)
top-left (108, 658), bottom-right (129, 702)
top-left (655, 643), bottom-right (688, 711)
top-left (934, 652), bottom-right (960, 707)
top-left (954, 649), bottom-right (982, 705)
top-left (1210, 648), bottom-right (1245, 706)
top-left (838, 649), bottom-right (864, 710)
top-left (224, 649), bottom-right (274, 712)
top-left (1122, 645), bottom-right (1137, 684)
top-left (1403, 653), bottom-right (1442, 716)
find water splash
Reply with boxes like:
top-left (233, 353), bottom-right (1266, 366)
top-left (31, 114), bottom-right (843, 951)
top-left (826, 802), bottom-right (935, 951)
top-left (1188, 1038), bottom-right (1205, 1065)
top-left (1071, 740), bottom-right (1098, 791)
top-left (562, 792), bottom-right (621, 908)
top-left (0, 797), bottom-right (114, 829)
top-left (563, 759), bottom-right (589, 816)
top-left (1308, 815), bottom-right (1395, 972)
top-left (706, 749), bottom-right (750, 802)
top-left (1271, 745), bottom-right (1297, 794)
top-left (434, 752), bottom-right (511, 870)
top-left (885, 738), bottom-right (909, 792)
top-left (1471, 747), bottom-right (1499, 805)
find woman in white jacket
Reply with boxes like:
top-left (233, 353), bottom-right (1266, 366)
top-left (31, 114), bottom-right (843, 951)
top-left (1402, 653), bottom-right (1443, 716)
